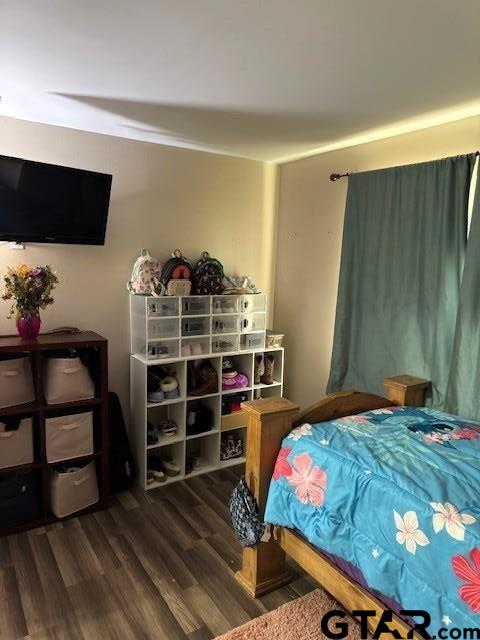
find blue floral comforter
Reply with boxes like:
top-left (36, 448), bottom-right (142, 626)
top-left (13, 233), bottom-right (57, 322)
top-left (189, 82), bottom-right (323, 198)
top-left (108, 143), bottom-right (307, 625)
top-left (264, 406), bottom-right (480, 632)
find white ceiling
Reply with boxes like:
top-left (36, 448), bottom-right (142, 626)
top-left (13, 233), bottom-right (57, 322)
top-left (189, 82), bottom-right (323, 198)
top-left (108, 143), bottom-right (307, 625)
top-left (1, 0), bottom-right (479, 162)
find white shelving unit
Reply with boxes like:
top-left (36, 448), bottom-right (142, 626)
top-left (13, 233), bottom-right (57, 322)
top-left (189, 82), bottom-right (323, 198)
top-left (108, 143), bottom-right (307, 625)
top-left (129, 294), bottom-right (284, 489)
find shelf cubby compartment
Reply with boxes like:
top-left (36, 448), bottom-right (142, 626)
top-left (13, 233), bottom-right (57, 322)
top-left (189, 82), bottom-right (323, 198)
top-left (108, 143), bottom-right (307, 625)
top-left (255, 348), bottom-right (284, 388)
top-left (186, 395), bottom-right (220, 438)
top-left (147, 401), bottom-right (186, 447)
top-left (240, 332), bottom-right (266, 350)
top-left (221, 353), bottom-right (252, 390)
top-left (254, 385), bottom-right (283, 400)
top-left (182, 316), bottom-right (210, 337)
top-left (186, 357), bottom-right (221, 397)
top-left (0, 415), bottom-right (36, 471)
top-left (147, 360), bottom-right (186, 403)
top-left (147, 297), bottom-right (179, 317)
top-left (0, 354), bottom-right (36, 411)
top-left (182, 296), bottom-right (211, 316)
top-left (221, 410), bottom-right (248, 431)
top-left (241, 294), bottom-right (267, 313)
top-left (212, 334), bottom-right (239, 353)
top-left (185, 432), bottom-right (220, 477)
top-left (221, 389), bottom-right (251, 420)
top-left (146, 440), bottom-right (185, 488)
top-left (212, 295), bottom-right (240, 315)
top-left (220, 428), bottom-right (246, 467)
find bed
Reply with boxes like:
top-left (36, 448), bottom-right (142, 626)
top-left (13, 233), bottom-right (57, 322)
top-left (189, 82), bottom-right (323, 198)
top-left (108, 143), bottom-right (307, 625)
top-left (235, 376), bottom-right (480, 638)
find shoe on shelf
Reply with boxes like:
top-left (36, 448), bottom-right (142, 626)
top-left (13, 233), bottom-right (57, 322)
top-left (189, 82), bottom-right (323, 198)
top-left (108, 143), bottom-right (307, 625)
top-left (158, 419), bottom-right (177, 437)
top-left (186, 402), bottom-right (213, 436)
top-left (189, 360), bottom-right (218, 396)
top-left (148, 389), bottom-right (165, 403)
top-left (162, 459), bottom-right (181, 477)
top-left (187, 360), bottom-right (199, 394)
top-left (254, 355), bottom-right (264, 385)
top-left (152, 469), bottom-right (167, 483)
top-left (186, 454), bottom-right (200, 475)
top-left (146, 471), bottom-right (156, 486)
top-left (160, 375), bottom-right (179, 399)
top-left (147, 422), bottom-right (159, 445)
top-left (260, 354), bottom-right (275, 385)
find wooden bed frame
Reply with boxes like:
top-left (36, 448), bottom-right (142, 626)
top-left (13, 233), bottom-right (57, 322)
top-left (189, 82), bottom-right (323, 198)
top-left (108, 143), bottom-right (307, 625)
top-left (235, 375), bottom-right (430, 639)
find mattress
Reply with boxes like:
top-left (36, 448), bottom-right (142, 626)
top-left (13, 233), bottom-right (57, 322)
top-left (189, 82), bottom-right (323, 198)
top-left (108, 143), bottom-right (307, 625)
top-left (265, 405), bottom-right (480, 633)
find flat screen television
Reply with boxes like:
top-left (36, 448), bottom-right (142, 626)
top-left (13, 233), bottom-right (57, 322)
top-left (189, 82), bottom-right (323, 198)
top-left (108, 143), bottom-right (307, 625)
top-left (0, 155), bottom-right (112, 245)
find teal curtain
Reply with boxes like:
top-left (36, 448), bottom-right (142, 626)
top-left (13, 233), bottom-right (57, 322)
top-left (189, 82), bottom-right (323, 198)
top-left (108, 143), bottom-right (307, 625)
top-left (445, 173), bottom-right (480, 418)
top-left (327, 154), bottom-right (476, 406)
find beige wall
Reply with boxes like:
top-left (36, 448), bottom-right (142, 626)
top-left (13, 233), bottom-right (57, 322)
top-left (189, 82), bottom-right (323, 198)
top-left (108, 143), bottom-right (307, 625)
top-left (275, 115), bottom-right (480, 408)
top-left (3, 113), bottom-right (479, 415)
top-left (0, 116), bottom-right (277, 414)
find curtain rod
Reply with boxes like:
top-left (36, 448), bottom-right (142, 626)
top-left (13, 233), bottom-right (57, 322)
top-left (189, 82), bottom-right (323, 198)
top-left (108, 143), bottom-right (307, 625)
top-left (330, 151), bottom-right (480, 182)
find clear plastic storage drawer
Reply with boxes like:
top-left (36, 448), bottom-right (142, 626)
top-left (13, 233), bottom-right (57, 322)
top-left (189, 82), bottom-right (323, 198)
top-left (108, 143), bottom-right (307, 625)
top-left (148, 318), bottom-right (180, 339)
top-left (181, 337), bottom-right (211, 357)
top-left (212, 315), bottom-right (239, 334)
top-left (212, 296), bottom-right (240, 315)
top-left (240, 332), bottom-right (266, 350)
top-left (212, 335), bottom-right (239, 353)
top-left (182, 297), bottom-right (211, 316)
top-left (240, 313), bottom-right (266, 333)
top-left (147, 339), bottom-right (179, 360)
top-left (147, 298), bottom-right (179, 317)
top-left (241, 294), bottom-right (266, 313)
top-left (182, 316), bottom-right (210, 336)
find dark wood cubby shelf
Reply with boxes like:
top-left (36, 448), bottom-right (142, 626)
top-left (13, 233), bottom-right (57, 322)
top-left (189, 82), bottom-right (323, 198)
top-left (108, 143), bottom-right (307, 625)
top-left (0, 331), bottom-right (109, 536)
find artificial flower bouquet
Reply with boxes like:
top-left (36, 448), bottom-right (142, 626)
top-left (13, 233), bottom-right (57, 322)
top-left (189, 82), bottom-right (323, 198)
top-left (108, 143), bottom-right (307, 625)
top-left (2, 264), bottom-right (58, 337)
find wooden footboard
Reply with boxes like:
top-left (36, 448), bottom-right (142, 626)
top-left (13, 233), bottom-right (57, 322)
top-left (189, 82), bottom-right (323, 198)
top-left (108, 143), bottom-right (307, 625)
top-left (235, 397), bottom-right (300, 597)
top-left (235, 378), bottom-right (429, 637)
top-left (234, 391), bottom-right (394, 597)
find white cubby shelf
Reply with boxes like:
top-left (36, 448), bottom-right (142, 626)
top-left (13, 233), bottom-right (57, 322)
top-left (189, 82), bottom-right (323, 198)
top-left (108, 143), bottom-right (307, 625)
top-left (130, 294), bottom-right (284, 489)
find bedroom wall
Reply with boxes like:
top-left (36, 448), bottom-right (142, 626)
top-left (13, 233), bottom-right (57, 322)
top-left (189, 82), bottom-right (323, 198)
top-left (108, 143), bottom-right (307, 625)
top-left (275, 115), bottom-right (480, 408)
top-left (0, 116), bottom-right (278, 415)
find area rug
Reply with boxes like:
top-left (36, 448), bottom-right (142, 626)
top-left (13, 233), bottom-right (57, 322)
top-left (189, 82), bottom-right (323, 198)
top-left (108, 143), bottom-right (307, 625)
top-left (215, 589), bottom-right (373, 640)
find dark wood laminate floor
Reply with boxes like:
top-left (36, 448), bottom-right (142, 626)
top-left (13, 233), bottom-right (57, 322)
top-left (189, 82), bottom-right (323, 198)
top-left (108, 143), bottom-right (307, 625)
top-left (1, 467), bottom-right (316, 640)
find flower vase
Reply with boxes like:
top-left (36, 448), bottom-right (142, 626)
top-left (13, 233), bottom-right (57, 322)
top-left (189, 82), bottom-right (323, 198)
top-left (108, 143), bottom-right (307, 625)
top-left (16, 313), bottom-right (41, 339)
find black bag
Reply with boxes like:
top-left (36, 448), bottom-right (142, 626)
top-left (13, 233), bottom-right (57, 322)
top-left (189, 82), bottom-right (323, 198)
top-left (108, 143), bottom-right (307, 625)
top-left (193, 251), bottom-right (225, 295)
top-left (0, 471), bottom-right (41, 528)
top-left (229, 477), bottom-right (265, 547)
top-left (108, 392), bottom-right (136, 493)
top-left (160, 249), bottom-right (194, 295)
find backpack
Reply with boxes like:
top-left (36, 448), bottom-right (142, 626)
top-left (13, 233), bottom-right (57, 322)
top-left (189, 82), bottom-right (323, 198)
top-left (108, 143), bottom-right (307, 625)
top-left (108, 392), bottom-right (136, 493)
top-left (193, 251), bottom-right (225, 295)
top-left (127, 249), bottom-right (164, 296)
top-left (160, 249), bottom-right (194, 296)
top-left (229, 477), bottom-right (265, 547)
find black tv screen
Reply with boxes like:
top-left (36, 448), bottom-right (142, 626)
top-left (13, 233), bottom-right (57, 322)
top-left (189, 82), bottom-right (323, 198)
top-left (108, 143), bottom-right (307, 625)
top-left (0, 155), bottom-right (112, 245)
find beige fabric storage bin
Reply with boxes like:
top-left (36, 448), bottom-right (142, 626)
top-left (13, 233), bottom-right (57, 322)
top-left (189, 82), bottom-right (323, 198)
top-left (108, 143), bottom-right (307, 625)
top-left (50, 461), bottom-right (99, 518)
top-left (44, 357), bottom-right (95, 405)
top-left (0, 357), bottom-right (35, 409)
top-left (45, 411), bottom-right (94, 463)
top-left (0, 418), bottom-right (34, 469)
